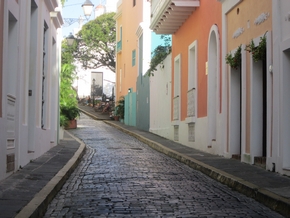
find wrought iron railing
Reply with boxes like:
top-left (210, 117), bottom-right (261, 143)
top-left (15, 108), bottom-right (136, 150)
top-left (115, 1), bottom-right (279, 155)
top-left (117, 40), bottom-right (122, 53)
top-left (187, 88), bottom-right (195, 117)
top-left (173, 95), bottom-right (179, 120)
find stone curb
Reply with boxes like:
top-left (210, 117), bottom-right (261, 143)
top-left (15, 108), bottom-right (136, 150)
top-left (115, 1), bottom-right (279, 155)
top-left (79, 108), bottom-right (107, 120)
top-left (103, 120), bottom-right (290, 218)
top-left (15, 131), bottom-right (86, 218)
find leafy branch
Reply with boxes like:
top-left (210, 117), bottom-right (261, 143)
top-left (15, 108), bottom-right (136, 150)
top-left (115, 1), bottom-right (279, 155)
top-left (225, 45), bottom-right (242, 69)
top-left (71, 12), bottom-right (116, 72)
top-left (146, 35), bottom-right (172, 76)
top-left (245, 33), bottom-right (267, 62)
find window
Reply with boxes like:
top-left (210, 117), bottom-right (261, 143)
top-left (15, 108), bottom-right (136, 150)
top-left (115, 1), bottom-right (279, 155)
top-left (132, 50), bottom-right (136, 66)
top-left (174, 54), bottom-right (181, 97)
top-left (187, 41), bottom-right (197, 118)
top-left (41, 22), bottom-right (48, 129)
top-left (188, 41), bottom-right (197, 90)
top-left (120, 26), bottom-right (122, 40)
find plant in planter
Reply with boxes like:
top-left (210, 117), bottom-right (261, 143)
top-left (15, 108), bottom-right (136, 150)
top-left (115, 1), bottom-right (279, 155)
top-left (245, 33), bottom-right (266, 62)
top-left (115, 96), bottom-right (125, 120)
top-left (60, 105), bottom-right (80, 128)
top-left (60, 114), bottom-right (69, 128)
top-left (59, 114), bottom-right (68, 139)
top-left (225, 45), bottom-right (242, 69)
top-left (60, 105), bottom-right (80, 120)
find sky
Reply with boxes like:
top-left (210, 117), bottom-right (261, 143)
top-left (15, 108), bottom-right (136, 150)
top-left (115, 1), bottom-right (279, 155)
top-left (62, 0), bottom-right (106, 38)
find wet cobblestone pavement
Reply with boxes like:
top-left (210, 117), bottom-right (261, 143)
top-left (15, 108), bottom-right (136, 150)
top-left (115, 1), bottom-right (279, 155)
top-left (44, 114), bottom-right (283, 217)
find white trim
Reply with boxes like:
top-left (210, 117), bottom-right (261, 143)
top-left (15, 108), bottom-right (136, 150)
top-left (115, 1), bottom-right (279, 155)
top-left (222, 0), bottom-right (243, 14)
top-left (172, 1), bottom-right (200, 7)
top-left (174, 54), bottom-right (181, 97)
top-left (188, 40), bottom-right (198, 90)
top-left (207, 25), bottom-right (220, 146)
top-left (173, 54), bottom-right (181, 122)
top-left (187, 40), bottom-right (198, 121)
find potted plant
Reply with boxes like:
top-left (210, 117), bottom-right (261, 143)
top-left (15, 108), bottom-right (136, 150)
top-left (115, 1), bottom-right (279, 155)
top-left (59, 114), bottom-right (68, 139)
top-left (115, 96), bottom-right (125, 121)
top-left (60, 105), bottom-right (80, 129)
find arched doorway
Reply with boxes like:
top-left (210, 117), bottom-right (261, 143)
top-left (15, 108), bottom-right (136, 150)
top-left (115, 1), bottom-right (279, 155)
top-left (207, 25), bottom-right (220, 148)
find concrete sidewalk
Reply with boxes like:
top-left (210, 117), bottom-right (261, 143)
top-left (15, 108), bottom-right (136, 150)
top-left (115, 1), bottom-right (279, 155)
top-left (0, 131), bottom-right (86, 218)
top-left (80, 105), bottom-right (290, 217)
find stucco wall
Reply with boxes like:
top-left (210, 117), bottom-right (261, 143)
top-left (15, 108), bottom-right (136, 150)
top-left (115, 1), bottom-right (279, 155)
top-left (150, 54), bottom-right (172, 139)
top-left (270, 0), bottom-right (290, 176)
top-left (227, 0), bottom-right (272, 51)
top-left (225, 0), bottom-right (272, 162)
top-left (115, 0), bottom-right (144, 101)
top-left (172, 1), bottom-right (222, 119)
top-left (0, 0), bottom-right (62, 181)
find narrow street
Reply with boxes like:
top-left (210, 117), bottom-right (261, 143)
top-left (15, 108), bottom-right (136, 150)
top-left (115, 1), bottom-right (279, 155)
top-left (44, 113), bottom-right (283, 217)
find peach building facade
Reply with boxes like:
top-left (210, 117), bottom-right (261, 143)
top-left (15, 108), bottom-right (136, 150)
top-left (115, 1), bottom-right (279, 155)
top-left (115, 0), bottom-right (143, 101)
top-left (220, 0), bottom-right (273, 167)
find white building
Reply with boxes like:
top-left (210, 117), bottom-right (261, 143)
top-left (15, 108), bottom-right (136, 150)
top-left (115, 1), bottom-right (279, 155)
top-left (73, 65), bottom-right (115, 99)
top-left (0, 0), bottom-right (63, 181)
top-left (271, 0), bottom-right (290, 176)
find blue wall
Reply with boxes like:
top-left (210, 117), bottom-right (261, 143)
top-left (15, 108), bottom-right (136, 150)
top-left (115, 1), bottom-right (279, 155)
top-left (136, 76), bottom-right (150, 131)
top-left (124, 91), bottom-right (136, 127)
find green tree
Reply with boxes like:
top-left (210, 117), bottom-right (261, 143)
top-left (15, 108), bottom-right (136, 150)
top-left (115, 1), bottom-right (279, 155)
top-left (59, 63), bottom-right (80, 125)
top-left (72, 12), bottom-right (116, 72)
top-left (146, 35), bottom-right (171, 76)
top-left (59, 41), bottom-right (80, 127)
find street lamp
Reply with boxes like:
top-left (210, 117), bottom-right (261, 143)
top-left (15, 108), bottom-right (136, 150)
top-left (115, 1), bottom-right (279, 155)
top-left (92, 78), bottom-right (95, 108)
top-left (66, 32), bottom-right (75, 46)
top-left (63, 0), bottom-right (94, 27)
top-left (82, 0), bottom-right (94, 20)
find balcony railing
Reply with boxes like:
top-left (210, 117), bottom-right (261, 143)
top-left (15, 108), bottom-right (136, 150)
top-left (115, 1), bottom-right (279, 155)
top-left (117, 40), bottom-right (122, 53)
top-left (173, 95), bottom-right (179, 120)
top-left (187, 88), bottom-right (195, 117)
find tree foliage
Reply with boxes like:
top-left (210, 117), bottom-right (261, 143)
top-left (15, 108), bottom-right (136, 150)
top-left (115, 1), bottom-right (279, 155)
top-left (71, 12), bottom-right (116, 72)
top-left (60, 41), bottom-right (80, 126)
top-left (146, 35), bottom-right (172, 76)
top-left (59, 63), bottom-right (79, 123)
top-left (62, 40), bottom-right (75, 64)
top-left (225, 45), bottom-right (241, 69)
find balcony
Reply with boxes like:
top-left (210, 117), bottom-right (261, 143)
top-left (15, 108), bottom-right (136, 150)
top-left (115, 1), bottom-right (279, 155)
top-left (187, 88), bottom-right (195, 117)
top-left (150, 0), bottom-right (200, 34)
top-left (117, 40), bottom-right (122, 53)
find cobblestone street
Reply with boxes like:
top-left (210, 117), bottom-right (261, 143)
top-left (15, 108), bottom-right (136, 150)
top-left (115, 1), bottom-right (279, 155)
top-left (44, 114), bottom-right (283, 217)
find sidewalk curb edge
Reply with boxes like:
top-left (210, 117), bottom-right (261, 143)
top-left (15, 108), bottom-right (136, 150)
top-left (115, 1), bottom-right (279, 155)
top-left (15, 131), bottom-right (86, 218)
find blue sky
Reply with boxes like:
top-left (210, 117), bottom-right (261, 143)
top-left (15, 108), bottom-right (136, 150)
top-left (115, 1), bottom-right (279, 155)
top-left (62, 0), bottom-right (104, 38)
